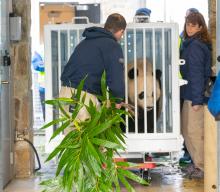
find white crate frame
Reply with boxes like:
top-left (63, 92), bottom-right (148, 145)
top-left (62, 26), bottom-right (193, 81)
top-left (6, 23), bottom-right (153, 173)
top-left (44, 22), bottom-right (182, 154)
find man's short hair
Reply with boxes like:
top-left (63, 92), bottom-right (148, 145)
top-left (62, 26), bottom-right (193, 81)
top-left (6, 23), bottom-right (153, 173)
top-left (104, 13), bottom-right (127, 34)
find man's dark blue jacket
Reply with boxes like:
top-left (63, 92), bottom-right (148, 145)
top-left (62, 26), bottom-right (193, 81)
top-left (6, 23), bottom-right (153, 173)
top-left (61, 27), bottom-right (125, 100)
top-left (180, 37), bottom-right (211, 106)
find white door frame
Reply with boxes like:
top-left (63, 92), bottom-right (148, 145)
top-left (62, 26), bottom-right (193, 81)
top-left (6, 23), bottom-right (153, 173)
top-left (0, 0), bottom-right (14, 188)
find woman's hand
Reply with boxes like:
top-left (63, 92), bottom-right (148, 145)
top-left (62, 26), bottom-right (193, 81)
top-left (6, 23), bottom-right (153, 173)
top-left (192, 105), bottom-right (202, 111)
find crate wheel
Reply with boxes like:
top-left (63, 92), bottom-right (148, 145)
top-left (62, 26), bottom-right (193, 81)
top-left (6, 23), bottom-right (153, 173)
top-left (141, 169), bottom-right (151, 182)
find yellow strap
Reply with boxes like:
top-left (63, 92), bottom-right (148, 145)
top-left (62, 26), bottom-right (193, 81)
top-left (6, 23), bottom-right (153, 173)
top-left (178, 36), bottom-right (182, 49)
top-left (178, 71), bottom-right (183, 79)
top-left (39, 71), bottom-right (45, 76)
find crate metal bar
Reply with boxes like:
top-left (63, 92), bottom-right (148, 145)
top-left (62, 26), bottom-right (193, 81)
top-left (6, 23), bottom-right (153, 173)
top-left (152, 28), bottom-right (156, 133)
top-left (77, 29), bottom-right (80, 45)
top-left (67, 30), bottom-right (70, 59)
top-left (134, 28), bottom-right (138, 134)
top-left (143, 28), bottom-right (147, 133)
top-left (171, 24), bottom-right (180, 135)
top-left (124, 30), bottom-right (129, 134)
top-left (44, 27), bottom-right (53, 144)
top-left (58, 30), bottom-right (61, 91)
top-left (162, 28), bottom-right (166, 133)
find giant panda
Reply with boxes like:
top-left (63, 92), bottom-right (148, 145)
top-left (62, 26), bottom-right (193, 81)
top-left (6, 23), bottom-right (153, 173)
top-left (127, 58), bottom-right (162, 133)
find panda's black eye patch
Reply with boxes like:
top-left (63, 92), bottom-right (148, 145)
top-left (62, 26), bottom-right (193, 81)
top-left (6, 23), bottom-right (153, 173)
top-left (128, 68), bottom-right (139, 79)
top-left (139, 91), bottom-right (144, 100)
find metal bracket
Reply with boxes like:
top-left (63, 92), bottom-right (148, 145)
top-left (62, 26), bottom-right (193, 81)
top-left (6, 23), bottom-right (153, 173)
top-left (72, 16), bottom-right (90, 24)
top-left (179, 59), bottom-right (185, 65)
top-left (133, 15), bottom-right (150, 23)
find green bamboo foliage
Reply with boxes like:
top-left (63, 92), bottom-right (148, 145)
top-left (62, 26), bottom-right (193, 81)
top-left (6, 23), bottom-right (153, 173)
top-left (40, 72), bottom-right (148, 192)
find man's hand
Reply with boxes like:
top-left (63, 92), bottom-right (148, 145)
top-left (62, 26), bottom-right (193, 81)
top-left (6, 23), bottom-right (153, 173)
top-left (116, 103), bottom-right (123, 109)
top-left (116, 102), bottom-right (136, 116)
top-left (192, 105), bottom-right (202, 111)
top-left (215, 113), bottom-right (220, 121)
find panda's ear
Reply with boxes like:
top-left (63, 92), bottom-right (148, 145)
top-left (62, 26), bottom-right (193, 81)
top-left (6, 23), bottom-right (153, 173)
top-left (128, 68), bottom-right (138, 79)
top-left (156, 69), bottom-right (162, 79)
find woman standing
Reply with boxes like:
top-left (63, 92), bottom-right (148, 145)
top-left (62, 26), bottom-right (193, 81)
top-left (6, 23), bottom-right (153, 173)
top-left (180, 12), bottom-right (211, 178)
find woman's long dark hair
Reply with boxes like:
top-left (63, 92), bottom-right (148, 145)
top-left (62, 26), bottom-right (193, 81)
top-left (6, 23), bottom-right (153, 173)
top-left (183, 12), bottom-right (211, 44)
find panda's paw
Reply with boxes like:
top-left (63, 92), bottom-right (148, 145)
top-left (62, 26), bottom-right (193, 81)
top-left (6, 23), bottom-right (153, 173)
top-left (147, 107), bottom-right (153, 111)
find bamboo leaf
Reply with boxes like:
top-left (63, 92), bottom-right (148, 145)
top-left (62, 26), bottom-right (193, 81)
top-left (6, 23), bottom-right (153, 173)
top-left (84, 111), bottom-right (101, 131)
top-left (91, 138), bottom-right (123, 149)
top-left (44, 99), bottom-right (60, 105)
top-left (46, 97), bottom-right (74, 104)
top-left (101, 71), bottom-right (107, 99)
top-left (118, 168), bottom-right (148, 185)
top-left (83, 139), bottom-right (102, 178)
top-left (114, 181), bottom-right (121, 192)
top-left (96, 95), bottom-right (104, 103)
top-left (77, 163), bottom-right (84, 192)
top-left (112, 173), bottom-right (121, 192)
top-left (90, 115), bottom-right (120, 137)
top-left (58, 101), bottom-right (70, 119)
top-left (66, 162), bottom-right (77, 192)
top-left (46, 147), bottom-right (63, 162)
top-left (82, 158), bottom-right (96, 180)
top-left (118, 173), bottom-right (135, 192)
top-left (50, 120), bottom-right (71, 141)
top-left (81, 92), bottom-right (86, 104)
top-left (87, 154), bottom-right (102, 177)
top-left (39, 177), bottom-right (65, 192)
top-left (71, 102), bottom-right (84, 120)
top-left (99, 183), bottom-right (112, 192)
top-left (41, 117), bottom-right (67, 130)
top-left (105, 129), bottom-right (123, 148)
top-left (41, 72), bottom-right (148, 192)
top-left (95, 147), bottom-right (106, 163)
top-left (58, 130), bottom-right (79, 147)
top-left (75, 75), bottom-right (87, 100)
top-left (85, 100), bottom-right (97, 117)
top-left (116, 161), bottom-right (137, 168)
top-left (56, 149), bottom-right (78, 176)
top-left (111, 126), bottom-right (126, 144)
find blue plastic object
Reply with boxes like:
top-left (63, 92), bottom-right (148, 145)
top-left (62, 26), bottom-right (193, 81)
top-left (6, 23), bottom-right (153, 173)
top-left (208, 71), bottom-right (220, 118)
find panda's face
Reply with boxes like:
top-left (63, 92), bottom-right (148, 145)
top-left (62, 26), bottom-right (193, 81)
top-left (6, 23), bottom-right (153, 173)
top-left (127, 59), bottom-right (161, 110)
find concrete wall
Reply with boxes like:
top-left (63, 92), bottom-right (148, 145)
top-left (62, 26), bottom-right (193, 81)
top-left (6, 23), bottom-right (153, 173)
top-left (209, 0), bottom-right (216, 70)
top-left (204, 1), bottom-right (217, 191)
top-left (11, 0), bottom-right (34, 178)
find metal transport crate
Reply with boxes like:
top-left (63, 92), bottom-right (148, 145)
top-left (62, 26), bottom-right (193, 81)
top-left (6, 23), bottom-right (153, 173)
top-left (44, 19), bottom-right (183, 169)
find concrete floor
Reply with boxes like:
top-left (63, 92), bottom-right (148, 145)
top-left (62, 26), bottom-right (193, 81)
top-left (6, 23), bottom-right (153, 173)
top-left (4, 135), bottom-right (204, 192)
top-left (4, 178), bottom-right (41, 192)
top-left (4, 166), bottom-right (204, 192)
